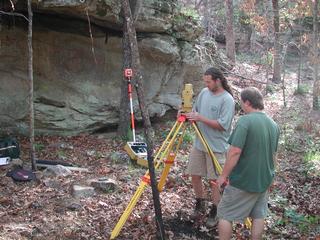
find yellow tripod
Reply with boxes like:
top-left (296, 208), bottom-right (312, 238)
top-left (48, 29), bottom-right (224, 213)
top-left (110, 84), bottom-right (251, 239)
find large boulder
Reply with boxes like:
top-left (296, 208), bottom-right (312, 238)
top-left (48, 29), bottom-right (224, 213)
top-left (0, 0), bottom-right (224, 135)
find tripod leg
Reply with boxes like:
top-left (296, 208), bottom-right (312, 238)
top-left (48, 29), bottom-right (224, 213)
top-left (154, 121), bottom-right (185, 169)
top-left (110, 182), bottom-right (148, 239)
top-left (192, 122), bottom-right (222, 174)
top-left (110, 120), bottom-right (186, 239)
top-left (158, 152), bottom-right (175, 192)
top-left (157, 125), bottom-right (186, 191)
top-left (153, 120), bottom-right (179, 164)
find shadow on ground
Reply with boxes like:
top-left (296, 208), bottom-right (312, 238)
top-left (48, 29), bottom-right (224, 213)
top-left (164, 216), bottom-right (218, 240)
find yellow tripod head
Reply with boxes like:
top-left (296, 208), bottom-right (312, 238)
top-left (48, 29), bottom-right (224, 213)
top-left (181, 84), bottom-right (194, 113)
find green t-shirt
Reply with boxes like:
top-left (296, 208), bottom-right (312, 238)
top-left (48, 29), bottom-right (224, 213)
top-left (228, 112), bottom-right (280, 193)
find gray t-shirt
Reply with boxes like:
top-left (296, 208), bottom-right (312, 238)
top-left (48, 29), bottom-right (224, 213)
top-left (194, 88), bottom-right (235, 153)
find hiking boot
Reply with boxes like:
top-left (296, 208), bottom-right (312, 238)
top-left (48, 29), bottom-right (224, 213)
top-left (206, 205), bottom-right (218, 228)
top-left (190, 198), bottom-right (206, 220)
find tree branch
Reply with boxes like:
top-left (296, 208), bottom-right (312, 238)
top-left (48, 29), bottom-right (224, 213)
top-left (0, 10), bottom-right (29, 22)
top-left (85, 8), bottom-right (97, 64)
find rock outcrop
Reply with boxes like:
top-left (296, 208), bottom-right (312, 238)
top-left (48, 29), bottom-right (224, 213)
top-left (0, 0), bottom-right (223, 135)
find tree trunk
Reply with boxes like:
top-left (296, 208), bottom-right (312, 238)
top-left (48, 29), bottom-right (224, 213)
top-left (281, 45), bottom-right (288, 107)
top-left (27, 0), bottom-right (36, 170)
top-left (117, 0), bottom-right (142, 138)
top-left (121, 2), bottom-right (164, 238)
top-left (265, 48), bottom-right (272, 94)
top-left (272, 0), bottom-right (281, 83)
top-left (130, 0), bottom-right (142, 22)
top-left (117, 14), bottom-right (131, 138)
top-left (225, 0), bottom-right (235, 63)
top-left (202, 0), bottom-right (209, 36)
top-left (250, 27), bottom-right (256, 52)
top-left (312, 0), bottom-right (319, 110)
top-left (297, 35), bottom-right (302, 90)
top-left (121, 0), bottom-right (154, 147)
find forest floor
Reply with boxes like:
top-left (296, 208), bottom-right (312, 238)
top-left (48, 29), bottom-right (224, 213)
top-left (0, 61), bottom-right (319, 240)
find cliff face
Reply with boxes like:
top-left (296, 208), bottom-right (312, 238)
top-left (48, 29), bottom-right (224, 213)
top-left (0, 0), bottom-right (217, 135)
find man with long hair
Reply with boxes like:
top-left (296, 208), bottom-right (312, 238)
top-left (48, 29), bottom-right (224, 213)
top-left (185, 67), bottom-right (235, 227)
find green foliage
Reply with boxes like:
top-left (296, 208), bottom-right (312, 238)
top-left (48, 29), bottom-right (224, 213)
top-left (34, 143), bottom-right (45, 151)
top-left (279, 124), bottom-right (300, 152)
top-left (237, 10), bottom-right (251, 26)
top-left (116, 127), bottom-right (133, 142)
top-left (181, 8), bottom-right (200, 21)
top-left (273, 207), bottom-right (320, 234)
top-left (215, 7), bottom-right (226, 20)
top-left (284, 209), bottom-right (306, 224)
top-left (265, 50), bottom-right (274, 65)
top-left (182, 128), bottom-right (194, 144)
top-left (266, 85), bottom-right (275, 94)
top-left (304, 151), bottom-right (320, 162)
top-left (173, 3), bottom-right (200, 24)
top-left (94, 151), bottom-right (104, 159)
top-left (303, 135), bottom-right (320, 176)
top-left (283, 208), bottom-right (320, 234)
top-left (126, 127), bottom-right (133, 142)
top-left (57, 149), bottom-right (66, 159)
top-left (159, 125), bottom-right (172, 140)
top-left (294, 84), bottom-right (310, 95)
top-left (281, 117), bottom-right (320, 176)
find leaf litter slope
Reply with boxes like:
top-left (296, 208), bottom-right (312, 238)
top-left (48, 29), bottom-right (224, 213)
top-left (0, 63), bottom-right (319, 240)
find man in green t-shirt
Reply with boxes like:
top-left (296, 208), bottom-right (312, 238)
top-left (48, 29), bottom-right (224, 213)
top-left (217, 87), bottom-right (280, 240)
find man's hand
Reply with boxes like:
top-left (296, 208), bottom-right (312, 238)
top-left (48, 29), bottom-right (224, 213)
top-left (217, 175), bottom-right (227, 192)
top-left (177, 109), bottom-right (182, 118)
top-left (185, 111), bottom-right (202, 122)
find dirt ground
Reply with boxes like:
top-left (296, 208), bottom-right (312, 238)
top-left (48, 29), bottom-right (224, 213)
top-left (0, 63), bottom-right (319, 240)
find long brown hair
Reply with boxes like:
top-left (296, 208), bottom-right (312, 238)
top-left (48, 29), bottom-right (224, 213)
top-left (204, 67), bottom-right (233, 97)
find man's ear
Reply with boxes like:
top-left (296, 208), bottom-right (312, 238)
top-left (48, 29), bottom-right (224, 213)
top-left (244, 100), bottom-right (251, 107)
top-left (215, 78), bottom-right (222, 86)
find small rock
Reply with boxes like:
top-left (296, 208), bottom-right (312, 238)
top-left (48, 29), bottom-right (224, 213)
top-left (0, 196), bottom-right (11, 206)
top-left (89, 178), bottom-right (118, 193)
top-left (11, 158), bottom-right (23, 167)
top-left (86, 150), bottom-right (96, 157)
top-left (71, 185), bottom-right (95, 198)
top-left (43, 165), bottom-right (72, 177)
top-left (66, 202), bottom-right (82, 211)
top-left (108, 152), bottom-right (130, 164)
top-left (43, 179), bottom-right (61, 188)
top-left (35, 171), bottom-right (44, 180)
top-left (30, 202), bottom-right (42, 209)
top-left (48, 142), bottom-right (73, 150)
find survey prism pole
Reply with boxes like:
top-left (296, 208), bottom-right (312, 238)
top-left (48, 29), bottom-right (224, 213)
top-left (125, 68), bottom-right (136, 142)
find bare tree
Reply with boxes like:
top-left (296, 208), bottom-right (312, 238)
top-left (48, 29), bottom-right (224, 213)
top-left (120, 0), bottom-right (154, 148)
top-left (121, 2), bottom-right (164, 238)
top-left (117, 15), bottom-right (132, 138)
top-left (225, 0), bottom-right (235, 63)
top-left (272, 0), bottom-right (281, 83)
top-left (27, 0), bottom-right (36, 170)
top-left (297, 34), bottom-right (303, 90)
top-left (312, 0), bottom-right (319, 110)
top-left (202, 0), bottom-right (209, 36)
top-left (117, 0), bottom-right (142, 138)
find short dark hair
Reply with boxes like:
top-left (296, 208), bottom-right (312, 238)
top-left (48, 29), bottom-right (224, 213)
top-left (240, 87), bottom-right (264, 110)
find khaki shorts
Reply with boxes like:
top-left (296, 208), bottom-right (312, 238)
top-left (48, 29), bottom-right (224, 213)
top-left (185, 146), bottom-right (226, 179)
top-left (217, 185), bottom-right (269, 222)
